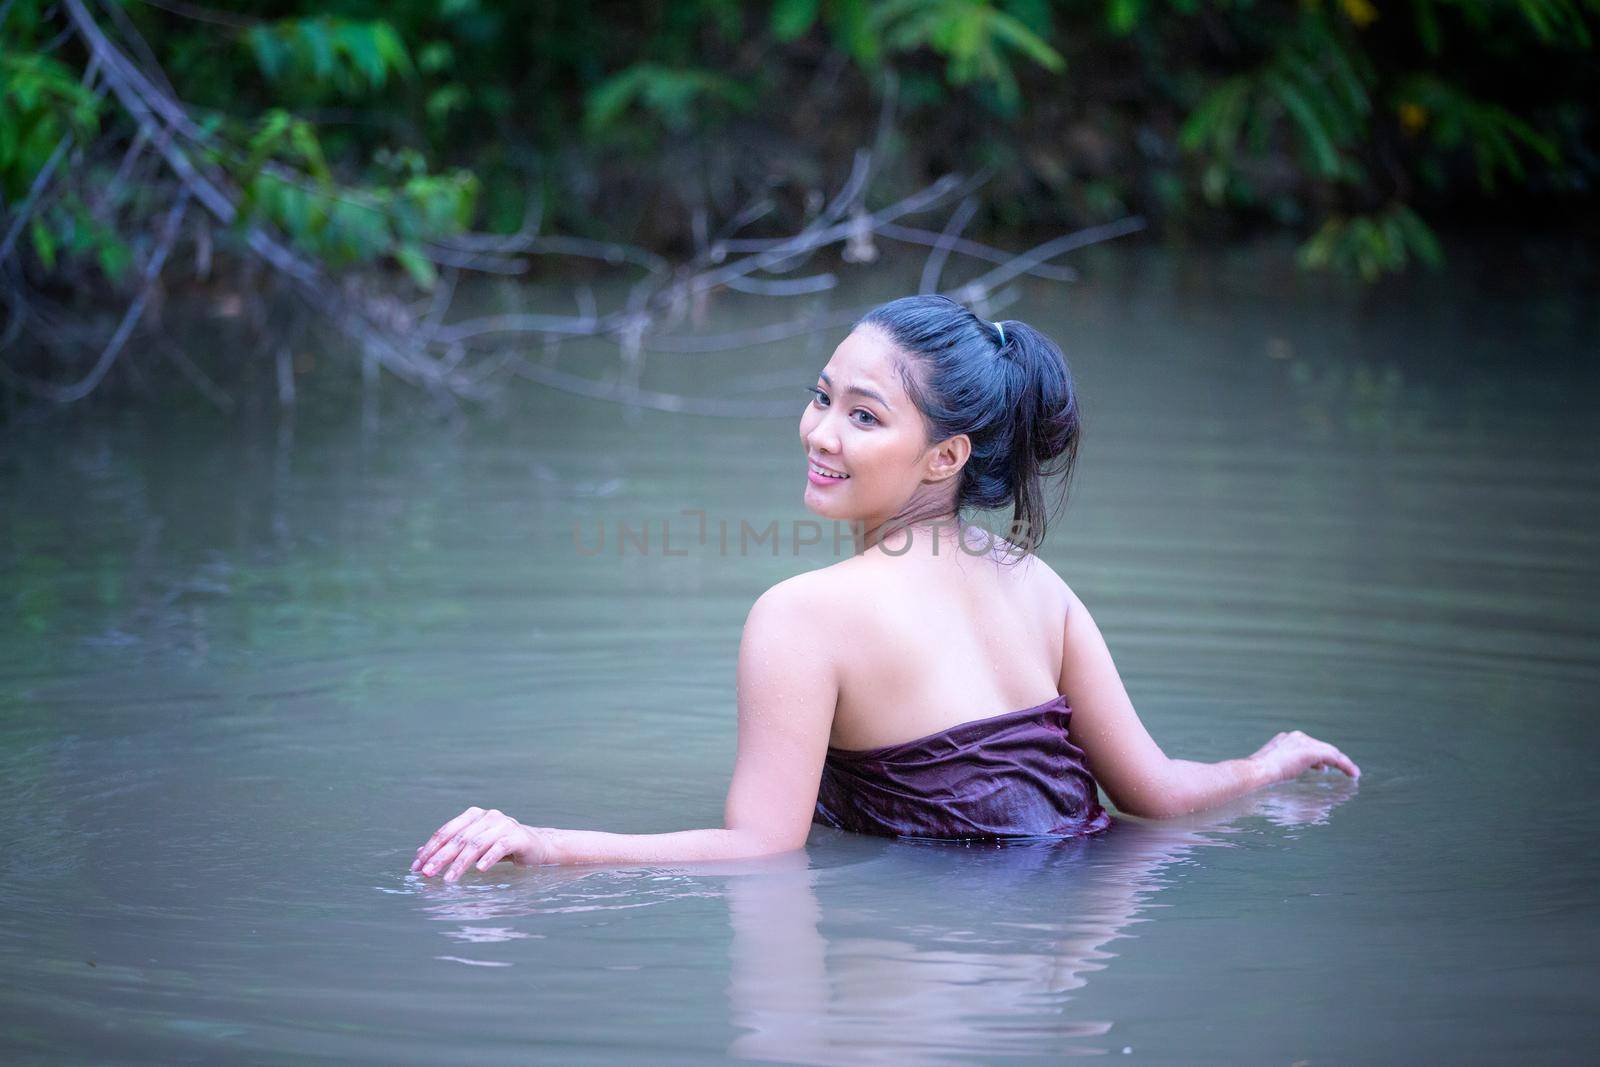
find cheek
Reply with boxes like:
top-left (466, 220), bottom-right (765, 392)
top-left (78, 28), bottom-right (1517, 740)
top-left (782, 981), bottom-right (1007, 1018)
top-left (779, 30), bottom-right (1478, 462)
top-left (853, 435), bottom-right (913, 486)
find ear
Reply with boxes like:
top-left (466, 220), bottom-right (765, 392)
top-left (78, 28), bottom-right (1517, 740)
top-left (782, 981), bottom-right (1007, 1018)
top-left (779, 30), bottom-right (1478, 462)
top-left (923, 433), bottom-right (971, 484)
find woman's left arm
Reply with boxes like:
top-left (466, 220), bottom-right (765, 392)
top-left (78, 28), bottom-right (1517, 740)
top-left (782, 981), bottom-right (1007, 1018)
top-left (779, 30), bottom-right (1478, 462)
top-left (1057, 585), bottom-right (1359, 820)
top-left (412, 577), bottom-right (838, 880)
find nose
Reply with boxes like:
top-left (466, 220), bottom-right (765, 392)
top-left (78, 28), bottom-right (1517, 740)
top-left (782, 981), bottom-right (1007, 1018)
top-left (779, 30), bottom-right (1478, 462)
top-left (804, 412), bottom-right (841, 456)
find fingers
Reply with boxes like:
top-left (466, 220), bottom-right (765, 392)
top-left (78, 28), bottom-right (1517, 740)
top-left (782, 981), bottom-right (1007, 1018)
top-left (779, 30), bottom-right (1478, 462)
top-left (443, 834), bottom-right (511, 881)
top-left (414, 809), bottom-right (518, 879)
top-left (1308, 738), bottom-right (1361, 779)
top-left (473, 837), bottom-right (517, 873)
top-left (1324, 746), bottom-right (1361, 778)
top-left (419, 810), bottom-right (499, 876)
top-left (1265, 731), bottom-right (1362, 783)
top-left (413, 806), bottom-right (484, 871)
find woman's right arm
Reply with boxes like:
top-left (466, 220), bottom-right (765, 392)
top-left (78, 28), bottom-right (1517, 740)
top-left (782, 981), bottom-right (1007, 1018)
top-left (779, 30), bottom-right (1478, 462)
top-left (1056, 585), bottom-right (1359, 819)
top-left (411, 574), bottom-right (839, 878)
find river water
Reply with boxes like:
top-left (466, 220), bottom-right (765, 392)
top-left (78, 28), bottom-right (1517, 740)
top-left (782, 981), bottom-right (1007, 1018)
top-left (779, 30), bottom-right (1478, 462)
top-left (2, 241), bottom-right (1596, 1063)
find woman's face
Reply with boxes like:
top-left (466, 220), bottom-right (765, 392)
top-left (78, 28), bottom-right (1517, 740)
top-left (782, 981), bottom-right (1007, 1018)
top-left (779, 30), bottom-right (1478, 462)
top-left (798, 326), bottom-right (968, 532)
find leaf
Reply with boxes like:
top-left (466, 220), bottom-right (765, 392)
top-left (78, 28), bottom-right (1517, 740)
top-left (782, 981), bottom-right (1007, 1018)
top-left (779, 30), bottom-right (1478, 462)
top-left (1415, 0), bottom-right (1442, 54)
top-left (29, 217), bottom-right (55, 270)
top-left (288, 119), bottom-right (331, 184)
top-left (586, 67), bottom-right (650, 133)
top-left (371, 24), bottom-right (413, 79)
top-left (1392, 205), bottom-right (1443, 267)
top-left (245, 27), bottom-right (286, 82)
top-left (395, 242), bottom-right (437, 290)
top-left (1272, 75), bottom-right (1342, 177)
top-left (300, 20), bottom-right (336, 82)
top-left (418, 40), bottom-right (453, 74)
top-left (772, 0), bottom-right (821, 40)
top-left (829, 0), bottom-right (880, 64)
top-left (1179, 77), bottom-right (1249, 154)
top-left (426, 85), bottom-right (468, 123)
top-left (1107, 0), bottom-right (1144, 36)
top-left (987, 11), bottom-right (1065, 72)
top-left (337, 22), bottom-right (388, 88)
top-left (97, 237), bottom-right (131, 281)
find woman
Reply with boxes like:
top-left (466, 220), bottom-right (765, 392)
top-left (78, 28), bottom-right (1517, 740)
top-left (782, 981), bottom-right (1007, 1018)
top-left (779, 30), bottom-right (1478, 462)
top-left (412, 295), bottom-right (1360, 881)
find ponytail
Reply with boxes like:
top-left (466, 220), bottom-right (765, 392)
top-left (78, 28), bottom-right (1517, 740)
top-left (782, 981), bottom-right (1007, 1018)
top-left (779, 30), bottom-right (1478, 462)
top-left (856, 295), bottom-right (1081, 559)
top-left (992, 318), bottom-right (1080, 555)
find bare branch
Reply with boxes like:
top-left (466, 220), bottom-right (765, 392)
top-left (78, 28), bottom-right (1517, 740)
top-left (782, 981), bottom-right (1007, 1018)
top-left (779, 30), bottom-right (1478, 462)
top-left (679, 171), bottom-right (981, 299)
top-left (419, 244), bottom-right (529, 275)
top-left (129, 0), bottom-right (259, 29)
top-left (0, 135), bottom-right (74, 263)
top-left (99, 0), bottom-right (181, 101)
top-left (724, 273), bottom-right (837, 297)
top-left (30, 191), bottom-right (189, 404)
top-left (878, 222), bottom-right (1077, 283)
top-left (919, 196), bottom-right (979, 295)
top-left (951, 216), bottom-right (1147, 301)
top-left (431, 311), bottom-right (604, 347)
top-left (431, 233), bottom-right (667, 277)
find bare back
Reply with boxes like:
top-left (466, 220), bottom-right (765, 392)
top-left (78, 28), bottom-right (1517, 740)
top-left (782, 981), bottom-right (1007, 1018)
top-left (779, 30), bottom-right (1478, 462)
top-left (820, 533), bottom-right (1069, 751)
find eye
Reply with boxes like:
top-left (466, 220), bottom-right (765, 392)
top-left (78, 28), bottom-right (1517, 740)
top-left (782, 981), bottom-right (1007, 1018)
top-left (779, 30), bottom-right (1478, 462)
top-left (807, 386), bottom-right (878, 426)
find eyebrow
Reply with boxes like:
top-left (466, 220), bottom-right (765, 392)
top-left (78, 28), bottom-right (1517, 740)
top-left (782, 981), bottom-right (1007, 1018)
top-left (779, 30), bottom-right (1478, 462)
top-left (818, 371), bottom-right (893, 412)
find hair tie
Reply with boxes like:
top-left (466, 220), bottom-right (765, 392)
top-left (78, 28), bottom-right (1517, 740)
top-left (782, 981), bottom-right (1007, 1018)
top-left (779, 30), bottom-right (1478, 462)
top-left (993, 321), bottom-right (1006, 346)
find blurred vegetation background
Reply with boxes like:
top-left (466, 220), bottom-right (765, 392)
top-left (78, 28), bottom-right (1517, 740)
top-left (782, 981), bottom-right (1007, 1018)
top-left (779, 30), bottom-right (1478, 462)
top-left (2, 0), bottom-right (1596, 406)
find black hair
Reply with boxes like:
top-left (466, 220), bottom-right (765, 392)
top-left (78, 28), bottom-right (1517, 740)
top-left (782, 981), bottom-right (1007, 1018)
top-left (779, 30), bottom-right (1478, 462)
top-left (855, 294), bottom-right (1081, 558)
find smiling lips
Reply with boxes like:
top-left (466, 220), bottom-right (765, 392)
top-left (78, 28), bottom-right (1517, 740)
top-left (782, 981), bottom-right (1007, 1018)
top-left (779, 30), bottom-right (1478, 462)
top-left (808, 459), bottom-right (849, 485)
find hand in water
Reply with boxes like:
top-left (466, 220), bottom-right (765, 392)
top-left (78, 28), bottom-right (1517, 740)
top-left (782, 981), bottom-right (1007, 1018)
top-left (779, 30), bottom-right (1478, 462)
top-left (412, 806), bottom-right (551, 881)
top-left (1249, 730), bottom-right (1361, 783)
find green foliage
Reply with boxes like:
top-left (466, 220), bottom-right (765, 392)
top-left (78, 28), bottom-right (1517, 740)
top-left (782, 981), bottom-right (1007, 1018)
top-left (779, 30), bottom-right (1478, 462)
top-left (0, 2), bottom-right (475, 289)
top-left (1170, 1), bottom-right (1592, 276)
top-left (772, 0), bottom-right (824, 40)
top-left (33, 191), bottom-right (133, 280)
top-left (1392, 74), bottom-right (1560, 191)
top-left (243, 17), bottom-right (413, 98)
top-left (585, 64), bottom-right (756, 137)
top-left (0, 2), bottom-right (124, 276)
top-left (225, 115), bottom-right (477, 287)
top-left (1180, 15), bottom-right (1373, 194)
top-left (0, 0), bottom-right (1595, 292)
top-left (1, 4), bottom-right (91, 181)
top-left (772, 0), bottom-right (1063, 105)
top-left (0, 52), bottom-right (103, 200)
top-left (1468, 0), bottom-right (1598, 47)
top-left (869, 0), bottom-right (1064, 109)
top-left (1297, 203), bottom-right (1444, 281)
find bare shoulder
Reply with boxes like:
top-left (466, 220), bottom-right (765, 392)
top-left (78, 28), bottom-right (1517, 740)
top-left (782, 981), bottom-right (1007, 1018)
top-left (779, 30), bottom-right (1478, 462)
top-left (760, 553), bottom-right (881, 604)
top-left (738, 570), bottom-right (842, 717)
top-left (1018, 552), bottom-right (1083, 616)
top-left (743, 568), bottom-right (836, 644)
top-left (748, 566), bottom-right (830, 616)
top-left (742, 561), bottom-right (873, 656)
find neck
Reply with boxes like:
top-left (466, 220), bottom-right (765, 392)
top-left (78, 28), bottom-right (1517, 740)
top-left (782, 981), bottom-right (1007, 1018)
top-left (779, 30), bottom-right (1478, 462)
top-left (852, 514), bottom-right (1035, 565)
top-left (856, 512), bottom-right (963, 557)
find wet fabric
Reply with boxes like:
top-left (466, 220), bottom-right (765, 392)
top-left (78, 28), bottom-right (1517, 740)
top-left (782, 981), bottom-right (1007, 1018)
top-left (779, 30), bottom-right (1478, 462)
top-left (812, 694), bottom-right (1113, 840)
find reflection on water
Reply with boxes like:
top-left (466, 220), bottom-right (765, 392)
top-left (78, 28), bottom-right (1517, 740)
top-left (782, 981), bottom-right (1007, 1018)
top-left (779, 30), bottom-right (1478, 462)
top-left (727, 781), bottom-right (1355, 1065)
top-left (405, 780), bottom-right (1355, 1064)
top-left (407, 867), bottom-right (724, 925)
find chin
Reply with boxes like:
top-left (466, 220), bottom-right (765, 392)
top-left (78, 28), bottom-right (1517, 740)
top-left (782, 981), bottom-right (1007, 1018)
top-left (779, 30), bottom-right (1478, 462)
top-left (802, 486), bottom-right (853, 520)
